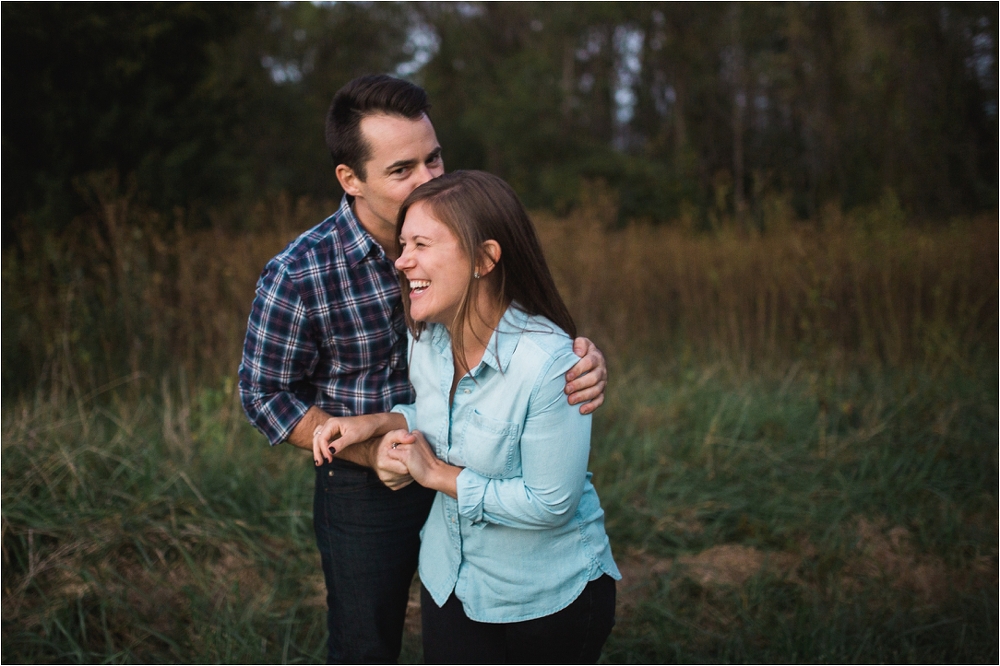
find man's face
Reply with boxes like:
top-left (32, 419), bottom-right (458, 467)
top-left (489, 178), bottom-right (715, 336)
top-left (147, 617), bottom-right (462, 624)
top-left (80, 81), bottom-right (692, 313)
top-left (345, 113), bottom-right (443, 242)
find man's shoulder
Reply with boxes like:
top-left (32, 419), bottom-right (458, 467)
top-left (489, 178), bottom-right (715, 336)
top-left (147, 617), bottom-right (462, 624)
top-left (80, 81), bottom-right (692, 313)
top-left (268, 215), bottom-right (341, 272)
top-left (264, 199), bottom-right (361, 279)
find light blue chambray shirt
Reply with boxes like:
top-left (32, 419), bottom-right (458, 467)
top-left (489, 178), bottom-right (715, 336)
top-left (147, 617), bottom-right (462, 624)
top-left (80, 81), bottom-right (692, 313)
top-left (391, 305), bottom-right (620, 623)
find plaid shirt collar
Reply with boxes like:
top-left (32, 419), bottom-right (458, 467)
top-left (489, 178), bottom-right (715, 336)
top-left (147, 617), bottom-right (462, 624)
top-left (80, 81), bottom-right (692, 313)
top-left (336, 195), bottom-right (387, 269)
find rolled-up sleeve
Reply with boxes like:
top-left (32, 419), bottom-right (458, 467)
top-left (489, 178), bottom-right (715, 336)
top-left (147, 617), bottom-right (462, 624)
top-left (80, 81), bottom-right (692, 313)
top-left (390, 402), bottom-right (417, 430)
top-left (456, 351), bottom-right (591, 529)
top-left (238, 262), bottom-right (316, 445)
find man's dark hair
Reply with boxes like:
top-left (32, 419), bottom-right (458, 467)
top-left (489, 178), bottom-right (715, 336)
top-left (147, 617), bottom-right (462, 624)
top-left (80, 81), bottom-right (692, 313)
top-left (325, 75), bottom-right (431, 182)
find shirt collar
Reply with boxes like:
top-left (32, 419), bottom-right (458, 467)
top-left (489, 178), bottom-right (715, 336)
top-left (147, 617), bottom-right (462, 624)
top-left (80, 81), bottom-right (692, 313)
top-left (481, 305), bottom-right (528, 374)
top-left (429, 305), bottom-right (527, 375)
top-left (335, 194), bottom-right (385, 268)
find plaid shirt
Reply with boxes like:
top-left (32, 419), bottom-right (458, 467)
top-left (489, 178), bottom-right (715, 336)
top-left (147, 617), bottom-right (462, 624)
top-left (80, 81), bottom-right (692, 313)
top-left (239, 196), bottom-right (413, 446)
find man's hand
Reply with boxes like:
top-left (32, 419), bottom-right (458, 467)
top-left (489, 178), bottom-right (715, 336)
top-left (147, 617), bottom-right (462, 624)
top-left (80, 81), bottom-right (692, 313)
top-left (565, 337), bottom-right (608, 415)
top-left (372, 430), bottom-right (416, 490)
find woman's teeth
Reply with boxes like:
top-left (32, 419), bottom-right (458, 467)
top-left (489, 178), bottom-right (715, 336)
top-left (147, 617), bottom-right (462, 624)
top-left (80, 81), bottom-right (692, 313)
top-left (410, 279), bottom-right (430, 293)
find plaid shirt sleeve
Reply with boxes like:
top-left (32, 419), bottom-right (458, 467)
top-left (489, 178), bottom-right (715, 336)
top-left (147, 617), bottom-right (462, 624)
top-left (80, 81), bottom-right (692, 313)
top-left (238, 259), bottom-right (317, 446)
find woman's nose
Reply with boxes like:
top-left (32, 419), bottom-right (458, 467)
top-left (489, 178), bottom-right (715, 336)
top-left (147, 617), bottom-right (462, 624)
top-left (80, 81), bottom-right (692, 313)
top-left (394, 250), bottom-right (412, 271)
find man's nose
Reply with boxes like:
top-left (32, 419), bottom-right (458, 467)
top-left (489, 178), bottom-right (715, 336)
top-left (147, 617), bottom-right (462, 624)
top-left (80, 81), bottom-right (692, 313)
top-left (413, 161), bottom-right (440, 186)
top-left (413, 166), bottom-right (432, 186)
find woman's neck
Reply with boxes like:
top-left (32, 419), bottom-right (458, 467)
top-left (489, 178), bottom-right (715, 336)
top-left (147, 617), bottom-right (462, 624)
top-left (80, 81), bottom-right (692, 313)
top-left (449, 292), bottom-right (505, 377)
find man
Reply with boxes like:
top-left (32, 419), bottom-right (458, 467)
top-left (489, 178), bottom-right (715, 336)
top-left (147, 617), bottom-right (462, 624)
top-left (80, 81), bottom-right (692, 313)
top-left (239, 75), bottom-right (607, 664)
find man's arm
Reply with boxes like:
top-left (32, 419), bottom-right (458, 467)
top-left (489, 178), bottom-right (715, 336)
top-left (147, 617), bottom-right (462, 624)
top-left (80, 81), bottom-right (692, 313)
top-left (565, 337), bottom-right (608, 415)
top-left (239, 260), bottom-right (413, 488)
top-left (239, 262), bottom-right (317, 445)
top-left (286, 406), bottom-right (414, 489)
top-left (311, 412), bottom-right (408, 464)
top-left (287, 406), bottom-right (378, 468)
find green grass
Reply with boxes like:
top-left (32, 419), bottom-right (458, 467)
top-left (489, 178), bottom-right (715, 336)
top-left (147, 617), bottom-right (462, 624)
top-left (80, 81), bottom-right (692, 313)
top-left (2, 379), bottom-right (325, 663)
top-left (593, 352), bottom-right (997, 559)
top-left (3, 352), bottom-right (996, 663)
top-left (592, 349), bottom-right (997, 663)
top-left (609, 575), bottom-right (996, 663)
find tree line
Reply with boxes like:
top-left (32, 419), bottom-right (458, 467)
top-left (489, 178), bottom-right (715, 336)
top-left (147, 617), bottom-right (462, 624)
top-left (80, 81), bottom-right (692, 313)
top-left (3, 2), bottom-right (996, 240)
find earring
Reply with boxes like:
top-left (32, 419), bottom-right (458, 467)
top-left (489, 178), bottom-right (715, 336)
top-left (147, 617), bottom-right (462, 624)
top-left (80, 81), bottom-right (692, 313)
top-left (474, 271), bottom-right (481, 279)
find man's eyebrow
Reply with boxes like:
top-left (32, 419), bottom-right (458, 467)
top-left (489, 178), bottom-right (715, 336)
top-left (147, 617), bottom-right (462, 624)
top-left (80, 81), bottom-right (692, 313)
top-left (384, 157), bottom-right (418, 173)
top-left (384, 146), bottom-right (442, 175)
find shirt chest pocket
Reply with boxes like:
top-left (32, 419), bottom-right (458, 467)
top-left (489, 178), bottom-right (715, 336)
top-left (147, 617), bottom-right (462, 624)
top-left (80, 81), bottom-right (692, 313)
top-left (458, 410), bottom-right (522, 478)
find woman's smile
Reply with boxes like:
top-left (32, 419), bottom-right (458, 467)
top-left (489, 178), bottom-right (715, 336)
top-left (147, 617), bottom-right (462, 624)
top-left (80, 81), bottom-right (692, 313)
top-left (395, 201), bottom-right (471, 328)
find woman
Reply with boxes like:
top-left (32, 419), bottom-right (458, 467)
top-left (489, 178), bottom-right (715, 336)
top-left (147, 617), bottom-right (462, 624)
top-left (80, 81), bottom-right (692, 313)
top-left (313, 171), bottom-right (620, 663)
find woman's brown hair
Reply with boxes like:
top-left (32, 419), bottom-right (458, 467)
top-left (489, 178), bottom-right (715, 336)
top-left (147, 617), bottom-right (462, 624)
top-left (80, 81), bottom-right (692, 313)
top-left (395, 171), bottom-right (576, 371)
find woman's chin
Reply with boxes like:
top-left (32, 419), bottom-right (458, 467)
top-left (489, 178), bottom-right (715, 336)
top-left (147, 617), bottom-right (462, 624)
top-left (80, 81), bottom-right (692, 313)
top-left (410, 308), bottom-right (436, 325)
top-left (410, 302), bottom-right (456, 327)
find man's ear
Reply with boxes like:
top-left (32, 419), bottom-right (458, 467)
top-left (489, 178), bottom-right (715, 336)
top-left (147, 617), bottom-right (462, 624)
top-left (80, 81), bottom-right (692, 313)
top-left (336, 164), bottom-right (363, 197)
top-left (477, 240), bottom-right (501, 277)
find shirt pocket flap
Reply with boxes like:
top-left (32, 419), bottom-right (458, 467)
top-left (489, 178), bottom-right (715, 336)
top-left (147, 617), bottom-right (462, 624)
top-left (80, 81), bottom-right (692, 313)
top-left (460, 410), bottom-right (522, 478)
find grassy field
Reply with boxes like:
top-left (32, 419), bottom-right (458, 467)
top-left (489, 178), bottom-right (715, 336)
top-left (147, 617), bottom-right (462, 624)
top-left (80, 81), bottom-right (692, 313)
top-left (597, 354), bottom-right (996, 663)
top-left (3, 188), bottom-right (997, 663)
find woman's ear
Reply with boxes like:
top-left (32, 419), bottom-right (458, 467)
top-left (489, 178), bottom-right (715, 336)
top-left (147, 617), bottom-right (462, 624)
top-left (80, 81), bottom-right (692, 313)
top-left (477, 240), bottom-right (501, 277)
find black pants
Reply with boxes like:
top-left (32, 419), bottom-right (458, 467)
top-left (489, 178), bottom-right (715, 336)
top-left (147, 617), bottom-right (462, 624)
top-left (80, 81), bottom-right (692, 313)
top-left (421, 574), bottom-right (616, 664)
top-left (314, 458), bottom-right (436, 664)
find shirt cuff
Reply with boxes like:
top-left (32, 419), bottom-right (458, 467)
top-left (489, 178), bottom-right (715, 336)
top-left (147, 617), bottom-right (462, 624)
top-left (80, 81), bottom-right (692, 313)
top-left (252, 392), bottom-right (310, 446)
top-left (456, 468), bottom-right (489, 524)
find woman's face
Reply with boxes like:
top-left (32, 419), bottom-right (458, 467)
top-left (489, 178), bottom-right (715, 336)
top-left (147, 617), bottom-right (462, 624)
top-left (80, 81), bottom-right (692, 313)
top-left (395, 201), bottom-right (472, 328)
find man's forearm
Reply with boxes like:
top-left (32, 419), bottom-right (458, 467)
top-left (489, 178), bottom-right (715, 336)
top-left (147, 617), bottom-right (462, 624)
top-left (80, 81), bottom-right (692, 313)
top-left (335, 438), bottom-right (379, 468)
top-left (287, 406), bottom-right (334, 451)
top-left (287, 405), bottom-right (378, 468)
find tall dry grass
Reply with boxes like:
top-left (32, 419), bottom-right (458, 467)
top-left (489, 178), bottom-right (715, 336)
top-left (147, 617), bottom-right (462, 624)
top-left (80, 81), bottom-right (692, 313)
top-left (4, 176), bottom-right (996, 403)
top-left (3, 173), bottom-right (334, 399)
top-left (537, 208), bottom-right (997, 369)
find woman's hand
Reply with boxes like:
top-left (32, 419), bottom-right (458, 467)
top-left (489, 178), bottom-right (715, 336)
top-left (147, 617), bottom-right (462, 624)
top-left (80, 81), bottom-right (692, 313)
top-left (371, 430), bottom-right (416, 490)
top-left (312, 413), bottom-right (405, 466)
top-left (387, 431), bottom-right (461, 498)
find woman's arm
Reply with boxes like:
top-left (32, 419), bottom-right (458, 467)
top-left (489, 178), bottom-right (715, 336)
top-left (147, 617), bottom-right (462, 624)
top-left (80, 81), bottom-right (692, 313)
top-left (386, 351), bottom-right (590, 526)
top-left (387, 430), bottom-right (462, 498)
top-left (462, 351), bottom-right (592, 530)
top-left (312, 412), bottom-right (407, 466)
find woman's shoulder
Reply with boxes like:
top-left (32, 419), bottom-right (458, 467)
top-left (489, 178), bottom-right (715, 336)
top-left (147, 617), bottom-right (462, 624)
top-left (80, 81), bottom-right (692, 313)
top-left (504, 309), bottom-right (576, 370)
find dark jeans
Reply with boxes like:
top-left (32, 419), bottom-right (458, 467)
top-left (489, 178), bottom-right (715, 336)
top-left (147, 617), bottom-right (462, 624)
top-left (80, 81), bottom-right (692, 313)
top-left (314, 458), bottom-right (435, 664)
top-left (421, 574), bottom-right (617, 664)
